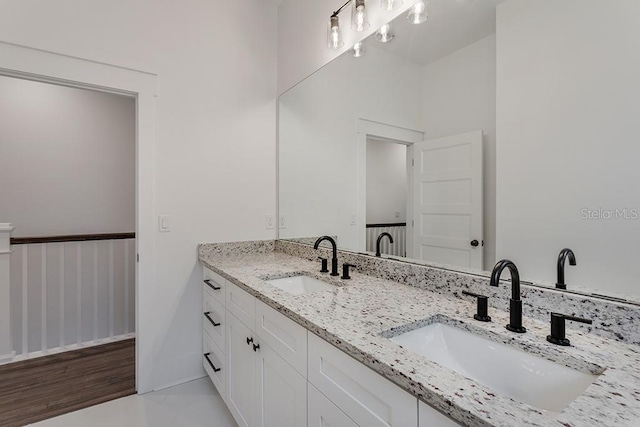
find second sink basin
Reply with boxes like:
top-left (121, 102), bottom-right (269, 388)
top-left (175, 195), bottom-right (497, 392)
top-left (389, 321), bottom-right (600, 413)
top-left (266, 275), bottom-right (335, 295)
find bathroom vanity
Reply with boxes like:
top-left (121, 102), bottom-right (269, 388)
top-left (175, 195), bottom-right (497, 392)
top-left (198, 240), bottom-right (640, 427)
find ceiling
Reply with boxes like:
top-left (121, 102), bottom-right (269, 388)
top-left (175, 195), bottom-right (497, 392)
top-left (369, 0), bottom-right (506, 65)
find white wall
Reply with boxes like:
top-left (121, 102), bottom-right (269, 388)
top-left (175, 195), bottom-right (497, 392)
top-left (0, 0), bottom-right (277, 392)
top-left (279, 44), bottom-right (422, 249)
top-left (0, 76), bottom-right (135, 238)
top-left (278, 0), bottom-right (417, 94)
top-left (496, 0), bottom-right (640, 295)
top-left (366, 138), bottom-right (407, 224)
top-left (420, 34), bottom-right (496, 270)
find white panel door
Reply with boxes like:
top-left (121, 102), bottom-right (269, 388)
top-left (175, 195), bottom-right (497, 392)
top-left (411, 130), bottom-right (483, 269)
top-left (256, 342), bottom-right (307, 427)
top-left (227, 312), bottom-right (257, 427)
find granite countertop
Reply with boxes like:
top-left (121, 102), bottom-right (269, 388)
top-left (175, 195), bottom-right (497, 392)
top-left (199, 249), bottom-right (640, 427)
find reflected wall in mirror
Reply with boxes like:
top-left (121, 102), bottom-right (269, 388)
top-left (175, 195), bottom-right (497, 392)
top-left (278, 0), bottom-right (640, 300)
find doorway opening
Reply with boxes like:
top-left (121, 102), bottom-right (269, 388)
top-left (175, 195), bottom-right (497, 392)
top-left (365, 137), bottom-right (408, 257)
top-left (0, 74), bottom-right (137, 425)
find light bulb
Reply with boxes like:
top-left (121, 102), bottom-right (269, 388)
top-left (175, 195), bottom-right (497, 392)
top-left (407, 0), bottom-right (428, 24)
top-left (327, 15), bottom-right (344, 49)
top-left (353, 41), bottom-right (364, 57)
top-left (374, 23), bottom-right (394, 43)
top-left (352, 0), bottom-right (370, 32)
top-left (381, 0), bottom-right (402, 11)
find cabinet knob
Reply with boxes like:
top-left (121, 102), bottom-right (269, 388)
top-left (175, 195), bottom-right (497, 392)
top-left (253, 343), bottom-right (260, 352)
top-left (246, 337), bottom-right (253, 346)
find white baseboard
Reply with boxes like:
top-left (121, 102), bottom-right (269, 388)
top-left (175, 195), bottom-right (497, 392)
top-left (149, 351), bottom-right (206, 392)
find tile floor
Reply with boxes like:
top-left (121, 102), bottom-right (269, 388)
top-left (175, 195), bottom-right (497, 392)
top-left (29, 378), bottom-right (237, 427)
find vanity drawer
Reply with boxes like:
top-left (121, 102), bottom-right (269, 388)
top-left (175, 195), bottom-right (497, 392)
top-left (226, 281), bottom-right (256, 329)
top-left (203, 266), bottom-right (226, 305)
top-left (308, 333), bottom-right (417, 427)
top-left (255, 299), bottom-right (307, 377)
top-left (203, 330), bottom-right (226, 397)
top-left (203, 294), bottom-right (226, 351)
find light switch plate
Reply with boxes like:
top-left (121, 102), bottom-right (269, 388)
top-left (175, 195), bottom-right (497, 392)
top-left (158, 215), bottom-right (170, 232)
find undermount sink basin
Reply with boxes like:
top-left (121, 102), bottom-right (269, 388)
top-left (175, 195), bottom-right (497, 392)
top-left (266, 275), bottom-right (335, 295)
top-left (389, 322), bottom-right (600, 413)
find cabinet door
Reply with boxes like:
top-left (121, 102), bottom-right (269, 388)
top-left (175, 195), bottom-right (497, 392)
top-left (308, 383), bottom-right (358, 427)
top-left (227, 312), bottom-right (256, 427)
top-left (308, 333), bottom-right (417, 427)
top-left (256, 342), bottom-right (307, 427)
top-left (255, 299), bottom-right (308, 377)
top-left (419, 400), bottom-right (461, 427)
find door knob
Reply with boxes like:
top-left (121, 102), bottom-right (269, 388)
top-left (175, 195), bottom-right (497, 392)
top-left (470, 240), bottom-right (479, 247)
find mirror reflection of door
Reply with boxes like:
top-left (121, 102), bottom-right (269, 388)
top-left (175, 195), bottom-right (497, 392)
top-left (410, 131), bottom-right (484, 269)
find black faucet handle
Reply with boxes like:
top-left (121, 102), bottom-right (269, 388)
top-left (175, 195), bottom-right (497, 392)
top-left (318, 257), bottom-right (329, 273)
top-left (461, 291), bottom-right (491, 322)
top-left (341, 263), bottom-right (356, 280)
top-left (547, 312), bottom-right (592, 346)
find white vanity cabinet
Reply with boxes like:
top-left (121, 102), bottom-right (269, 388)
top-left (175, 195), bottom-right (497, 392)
top-left (203, 267), bottom-right (307, 427)
top-left (202, 266), bottom-right (461, 427)
top-left (225, 291), bottom-right (308, 427)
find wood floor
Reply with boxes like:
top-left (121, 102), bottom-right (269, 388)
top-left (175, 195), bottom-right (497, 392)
top-left (0, 338), bottom-right (135, 427)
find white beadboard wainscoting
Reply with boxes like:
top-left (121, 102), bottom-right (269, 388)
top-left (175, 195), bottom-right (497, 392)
top-left (6, 236), bottom-right (135, 362)
top-left (366, 224), bottom-right (406, 257)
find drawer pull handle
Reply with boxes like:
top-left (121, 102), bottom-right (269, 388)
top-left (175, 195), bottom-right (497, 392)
top-left (203, 279), bottom-right (221, 291)
top-left (252, 343), bottom-right (260, 352)
top-left (204, 353), bottom-right (221, 372)
top-left (246, 337), bottom-right (254, 346)
top-left (204, 312), bottom-right (221, 327)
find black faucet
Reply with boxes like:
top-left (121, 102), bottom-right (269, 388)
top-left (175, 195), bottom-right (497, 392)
top-left (314, 236), bottom-right (339, 276)
top-left (375, 232), bottom-right (394, 257)
top-left (489, 259), bottom-right (526, 333)
top-left (556, 248), bottom-right (576, 290)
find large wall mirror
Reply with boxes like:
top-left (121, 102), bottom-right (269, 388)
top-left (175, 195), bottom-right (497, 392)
top-left (278, 0), bottom-right (640, 303)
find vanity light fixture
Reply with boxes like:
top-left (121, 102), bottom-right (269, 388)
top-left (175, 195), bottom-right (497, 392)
top-left (374, 23), bottom-right (394, 43)
top-left (352, 41), bottom-right (365, 57)
top-left (352, 0), bottom-right (370, 31)
top-left (327, 0), bottom-right (354, 50)
top-left (381, 0), bottom-right (403, 11)
top-left (328, 14), bottom-right (344, 49)
top-left (407, 0), bottom-right (428, 24)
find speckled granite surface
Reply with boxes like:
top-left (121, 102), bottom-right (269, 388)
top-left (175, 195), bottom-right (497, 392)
top-left (198, 240), bottom-right (640, 427)
top-left (276, 240), bottom-right (640, 346)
